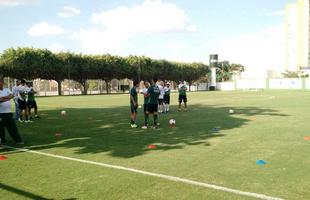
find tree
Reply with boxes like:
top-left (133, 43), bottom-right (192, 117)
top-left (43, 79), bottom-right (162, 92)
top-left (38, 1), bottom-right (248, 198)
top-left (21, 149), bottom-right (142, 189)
top-left (282, 70), bottom-right (308, 78)
top-left (217, 61), bottom-right (244, 82)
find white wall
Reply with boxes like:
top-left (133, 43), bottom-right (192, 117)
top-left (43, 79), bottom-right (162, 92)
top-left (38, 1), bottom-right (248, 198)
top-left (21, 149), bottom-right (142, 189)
top-left (236, 79), bottom-right (266, 89)
top-left (217, 82), bottom-right (235, 91)
top-left (269, 78), bottom-right (302, 89)
top-left (305, 79), bottom-right (310, 89)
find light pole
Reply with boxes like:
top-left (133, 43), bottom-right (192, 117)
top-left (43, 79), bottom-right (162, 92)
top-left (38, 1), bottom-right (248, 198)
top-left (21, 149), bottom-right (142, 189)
top-left (209, 54), bottom-right (218, 91)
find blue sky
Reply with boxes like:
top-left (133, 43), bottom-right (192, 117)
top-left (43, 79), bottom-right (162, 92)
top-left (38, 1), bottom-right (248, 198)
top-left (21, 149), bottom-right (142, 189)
top-left (0, 0), bottom-right (292, 77)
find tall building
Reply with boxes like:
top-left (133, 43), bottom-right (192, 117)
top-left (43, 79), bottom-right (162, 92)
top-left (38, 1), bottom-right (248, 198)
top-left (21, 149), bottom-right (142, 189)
top-left (285, 0), bottom-right (310, 71)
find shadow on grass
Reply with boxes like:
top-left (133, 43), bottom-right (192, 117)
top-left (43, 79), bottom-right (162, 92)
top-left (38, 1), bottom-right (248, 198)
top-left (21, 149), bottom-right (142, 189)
top-left (0, 183), bottom-right (53, 200)
top-left (0, 104), bottom-right (288, 158)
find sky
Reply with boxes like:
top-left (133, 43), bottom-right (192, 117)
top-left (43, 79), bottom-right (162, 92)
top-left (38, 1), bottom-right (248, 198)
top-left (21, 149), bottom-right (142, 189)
top-left (0, 0), bottom-right (293, 78)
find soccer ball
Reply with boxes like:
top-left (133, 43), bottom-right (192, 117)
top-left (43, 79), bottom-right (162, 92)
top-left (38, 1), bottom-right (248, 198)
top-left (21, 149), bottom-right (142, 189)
top-left (229, 109), bottom-right (234, 114)
top-left (61, 110), bottom-right (67, 116)
top-left (169, 119), bottom-right (176, 127)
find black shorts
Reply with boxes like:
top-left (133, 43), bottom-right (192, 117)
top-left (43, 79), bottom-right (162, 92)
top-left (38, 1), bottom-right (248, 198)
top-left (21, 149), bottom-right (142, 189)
top-left (147, 104), bottom-right (158, 114)
top-left (27, 101), bottom-right (37, 109)
top-left (179, 95), bottom-right (187, 103)
top-left (18, 99), bottom-right (27, 110)
top-left (158, 98), bottom-right (164, 105)
top-left (164, 95), bottom-right (170, 104)
top-left (130, 104), bottom-right (138, 114)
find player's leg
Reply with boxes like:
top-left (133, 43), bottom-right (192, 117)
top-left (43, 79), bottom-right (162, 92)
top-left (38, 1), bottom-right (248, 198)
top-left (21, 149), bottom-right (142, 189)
top-left (178, 95), bottom-right (182, 111)
top-left (14, 99), bottom-right (20, 120)
top-left (157, 99), bottom-right (161, 113)
top-left (18, 99), bottom-right (24, 122)
top-left (25, 104), bottom-right (31, 123)
top-left (130, 104), bottom-right (138, 128)
top-left (184, 95), bottom-right (187, 111)
top-left (142, 105), bottom-right (150, 129)
top-left (153, 104), bottom-right (159, 128)
top-left (34, 101), bottom-right (39, 118)
top-left (166, 95), bottom-right (170, 112)
top-left (0, 114), bottom-right (6, 144)
top-left (163, 96), bottom-right (167, 113)
top-left (27, 102), bottom-right (32, 119)
top-left (4, 113), bottom-right (23, 144)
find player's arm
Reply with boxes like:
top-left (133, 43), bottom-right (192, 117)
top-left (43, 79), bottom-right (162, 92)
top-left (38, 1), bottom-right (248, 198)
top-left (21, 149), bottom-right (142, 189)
top-left (130, 95), bottom-right (137, 106)
top-left (0, 95), bottom-right (13, 102)
top-left (130, 90), bottom-right (137, 106)
top-left (0, 90), bottom-right (14, 101)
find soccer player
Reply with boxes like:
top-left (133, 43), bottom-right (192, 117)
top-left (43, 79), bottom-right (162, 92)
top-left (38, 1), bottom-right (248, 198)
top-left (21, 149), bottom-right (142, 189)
top-left (130, 80), bottom-right (139, 128)
top-left (26, 82), bottom-right (39, 119)
top-left (164, 82), bottom-right (171, 113)
top-left (158, 81), bottom-right (165, 113)
top-left (18, 80), bottom-right (31, 123)
top-left (145, 78), bottom-right (160, 129)
top-left (0, 77), bottom-right (24, 145)
top-left (12, 80), bottom-right (21, 120)
top-left (141, 81), bottom-right (150, 129)
top-left (178, 81), bottom-right (188, 111)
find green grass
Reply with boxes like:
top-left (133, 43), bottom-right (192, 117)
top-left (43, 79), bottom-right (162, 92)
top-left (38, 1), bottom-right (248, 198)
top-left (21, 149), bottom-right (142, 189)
top-left (0, 91), bottom-right (309, 200)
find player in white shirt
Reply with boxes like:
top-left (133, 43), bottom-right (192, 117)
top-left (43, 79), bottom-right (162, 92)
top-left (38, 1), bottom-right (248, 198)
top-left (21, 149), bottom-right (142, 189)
top-left (157, 81), bottom-right (165, 113)
top-left (178, 81), bottom-right (188, 111)
top-left (141, 81), bottom-right (150, 129)
top-left (164, 82), bottom-right (171, 113)
top-left (12, 80), bottom-right (21, 120)
top-left (0, 77), bottom-right (24, 145)
top-left (18, 80), bottom-right (32, 123)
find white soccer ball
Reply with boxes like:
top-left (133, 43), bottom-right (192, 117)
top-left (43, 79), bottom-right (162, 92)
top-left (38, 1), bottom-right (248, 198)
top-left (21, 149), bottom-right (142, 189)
top-left (61, 110), bottom-right (67, 116)
top-left (229, 109), bottom-right (234, 114)
top-left (169, 119), bottom-right (176, 127)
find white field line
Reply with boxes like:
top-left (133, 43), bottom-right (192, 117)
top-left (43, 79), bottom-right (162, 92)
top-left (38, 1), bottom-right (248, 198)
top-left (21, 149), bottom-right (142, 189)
top-left (2, 145), bottom-right (284, 200)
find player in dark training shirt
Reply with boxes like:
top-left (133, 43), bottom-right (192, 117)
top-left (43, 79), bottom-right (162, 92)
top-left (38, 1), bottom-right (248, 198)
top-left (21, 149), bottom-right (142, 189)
top-left (130, 80), bottom-right (139, 128)
top-left (145, 78), bottom-right (160, 129)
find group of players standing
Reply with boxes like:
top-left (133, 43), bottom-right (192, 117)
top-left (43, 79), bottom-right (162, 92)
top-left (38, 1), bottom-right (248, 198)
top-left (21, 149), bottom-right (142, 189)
top-left (12, 79), bottom-right (39, 123)
top-left (130, 78), bottom-right (187, 129)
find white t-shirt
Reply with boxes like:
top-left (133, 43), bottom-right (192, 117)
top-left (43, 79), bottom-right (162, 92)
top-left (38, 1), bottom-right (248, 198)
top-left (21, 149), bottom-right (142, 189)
top-left (12, 85), bottom-right (19, 99)
top-left (158, 85), bottom-right (165, 99)
top-left (142, 88), bottom-right (148, 95)
top-left (18, 85), bottom-right (30, 101)
top-left (178, 84), bottom-right (187, 90)
top-left (0, 88), bottom-right (12, 113)
top-left (164, 86), bottom-right (170, 95)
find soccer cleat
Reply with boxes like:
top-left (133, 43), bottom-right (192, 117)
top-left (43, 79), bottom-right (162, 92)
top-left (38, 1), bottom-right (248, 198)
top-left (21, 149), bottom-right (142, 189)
top-left (152, 125), bottom-right (159, 129)
top-left (131, 124), bottom-right (138, 128)
top-left (25, 120), bottom-right (33, 123)
top-left (141, 125), bottom-right (148, 129)
top-left (18, 119), bottom-right (24, 123)
top-left (35, 115), bottom-right (40, 119)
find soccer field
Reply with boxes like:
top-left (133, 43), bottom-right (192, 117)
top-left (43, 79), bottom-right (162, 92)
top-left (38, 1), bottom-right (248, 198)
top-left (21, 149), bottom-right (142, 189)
top-left (0, 91), bottom-right (309, 200)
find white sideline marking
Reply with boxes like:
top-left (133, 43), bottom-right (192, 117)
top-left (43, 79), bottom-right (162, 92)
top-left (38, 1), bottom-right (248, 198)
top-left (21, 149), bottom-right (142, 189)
top-left (3, 146), bottom-right (284, 200)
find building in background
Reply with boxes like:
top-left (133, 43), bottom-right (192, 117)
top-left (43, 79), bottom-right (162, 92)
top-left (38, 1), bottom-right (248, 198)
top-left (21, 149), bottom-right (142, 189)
top-left (286, 0), bottom-right (310, 71)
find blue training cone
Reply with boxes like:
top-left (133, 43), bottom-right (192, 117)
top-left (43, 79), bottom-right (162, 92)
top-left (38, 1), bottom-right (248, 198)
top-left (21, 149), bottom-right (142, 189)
top-left (256, 160), bottom-right (267, 165)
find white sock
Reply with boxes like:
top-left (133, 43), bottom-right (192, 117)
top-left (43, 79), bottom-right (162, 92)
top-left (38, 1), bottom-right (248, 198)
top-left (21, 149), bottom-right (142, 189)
top-left (167, 104), bottom-right (169, 111)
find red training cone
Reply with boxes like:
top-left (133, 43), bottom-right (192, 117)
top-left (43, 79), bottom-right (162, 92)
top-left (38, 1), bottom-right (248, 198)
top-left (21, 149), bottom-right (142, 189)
top-left (148, 145), bottom-right (157, 149)
top-left (0, 155), bottom-right (7, 160)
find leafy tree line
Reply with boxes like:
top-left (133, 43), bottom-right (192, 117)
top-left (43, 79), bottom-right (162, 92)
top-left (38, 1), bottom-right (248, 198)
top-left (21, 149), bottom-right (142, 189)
top-left (0, 48), bottom-right (209, 95)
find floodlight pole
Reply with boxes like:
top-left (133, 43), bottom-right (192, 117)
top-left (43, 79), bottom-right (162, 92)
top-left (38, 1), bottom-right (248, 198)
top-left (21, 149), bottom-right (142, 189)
top-left (209, 54), bottom-right (218, 91)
